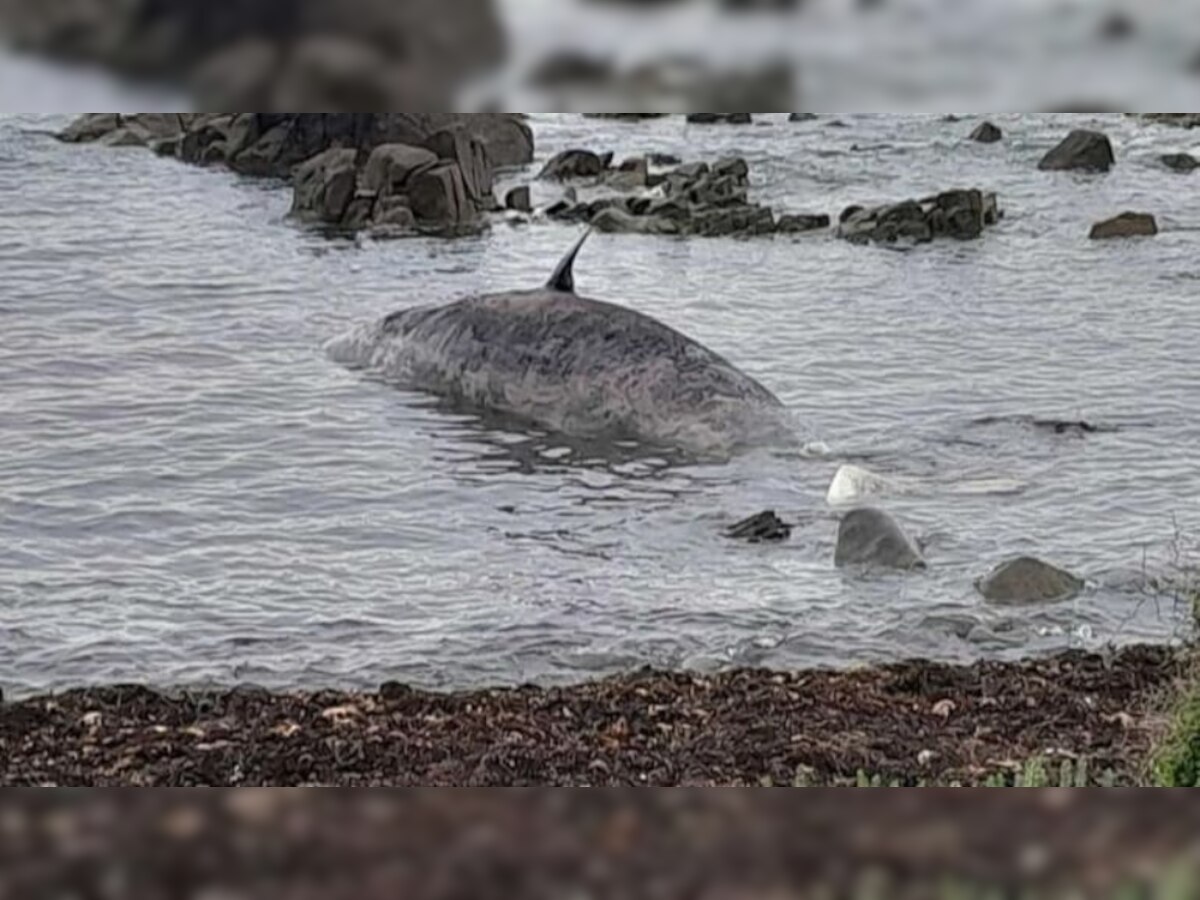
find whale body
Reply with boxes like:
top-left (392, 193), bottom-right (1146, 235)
top-left (328, 231), bottom-right (794, 458)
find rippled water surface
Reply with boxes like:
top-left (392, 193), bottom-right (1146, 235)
top-left (3, 110), bottom-right (1200, 697)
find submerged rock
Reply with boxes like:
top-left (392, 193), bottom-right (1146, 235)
top-left (788, 113), bottom-right (819, 122)
top-left (726, 510), bottom-right (791, 543)
top-left (1161, 153), bottom-right (1199, 173)
top-left (776, 213), bottom-right (831, 233)
top-left (1089, 212), bottom-right (1158, 239)
top-left (1038, 129), bottom-right (1114, 172)
top-left (969, 121), bottom-right (1003, 143)
top-left (686, 113), bottom-right (753, 125)
top-left (538, 149), bottom-right (608, 180)
top-left (834, 507), bottom-right (925, 571)
top-left (838, 189), bottom-right (999, 245)
top-left (976, 557), bottom-right (1083, 604)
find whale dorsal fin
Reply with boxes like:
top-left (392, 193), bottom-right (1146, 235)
top-left (546, 228), bottom-right (591, 293)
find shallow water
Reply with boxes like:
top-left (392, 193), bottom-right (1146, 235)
top-left (2, 111), bottom-right (1200, 697)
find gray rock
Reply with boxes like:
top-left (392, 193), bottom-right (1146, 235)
top-left (408, 162), bottom-right (477, 228)
top-left (969, 121), bottom-right (1002, 143)
top-left (504, 186), bottom-right (532, 212)
top-left (291, 148), bottom-right (359, 224)
top-left (838, 189), bottom-right (999, 245)
top-left (604, 157), bottom-right (649, 190)
top-left (422, 127), bottom-right (493, 210)
top-left (98, 127), bottom-right (148, 148)
top-left (976, 557), bottom-right (1083, 604)
top-left (1161, 153), bottom-right (1199, 173)
top-left (712, 156), bottom-right (749, 180)
top-left (362, 144), bottom-right (439, 196)
top-left (788, 113), bottom-right (819, 122)
top-left (373, 196), bottom-right (417, 230)
top-left (57, 113), bottom-right (120, 143)
top-left (775, 213), bottom-right (830, 233)
top-left (834, 507), bottom-right (925, 570)
top-left (686, 113), bottom-right (753, 125)
top-left (1038, 129), bottom-right (1115, 172)
top-left (591, 207), bottom-right (680, 235)
top-left (539, 148), bottom-right (607, 180)
top-left (1089, 212), bottom-right (1158, 239)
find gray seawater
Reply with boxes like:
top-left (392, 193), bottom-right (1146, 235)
top-left (2, 110), bottom-right (1200, 698)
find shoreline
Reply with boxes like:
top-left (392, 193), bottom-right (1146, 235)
top-left (1, 644), bottom-right (1179, 786)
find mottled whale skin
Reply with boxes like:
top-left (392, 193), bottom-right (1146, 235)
top-left (328, 232), bottom-right (794, 458)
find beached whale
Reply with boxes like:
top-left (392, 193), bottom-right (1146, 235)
top-left (327, 231), bottom-right (794, 458)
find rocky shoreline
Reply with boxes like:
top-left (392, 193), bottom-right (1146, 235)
top-left (1, 645), bottom-right (1179, 786)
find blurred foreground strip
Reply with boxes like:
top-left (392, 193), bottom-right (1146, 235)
top-left (1, 790), bottom-right (1200, 898)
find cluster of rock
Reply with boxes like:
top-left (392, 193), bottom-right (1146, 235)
top-left (837, 190), bottom-right (1001, 245)
top-left (534, 149), bottom-right (829, 239)
top-left (0, 0), bottom-right (505, 108)
top-left (59, 113), bottom-right (534, 235)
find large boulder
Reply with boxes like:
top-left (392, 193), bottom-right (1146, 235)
top-left (1089, 212), bottom-right (1158, 239)
top-left (290, 148), bottom-right (359, 224)
top-left (408, 162), bottom-right (477, 228)
top-left (362, 143), bottom-right (439, 196)
top-left (539, 149), bottom-right (608, 180)
top-left (1037, 129), bottom-right (1114, 172)
top-left (834, 507), bottom-right (925, 570)
top-left (422, 127), bottom-right (493, 209)
top-left (976, 557), bottom-right (1083, 604)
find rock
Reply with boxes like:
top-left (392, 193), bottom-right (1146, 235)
top-left (834, 507), bottom-right (925, 571)
top-left (1089, 212), bottom-right (1158, 239)
top-left (648, 153), bottom-right (682, 166)
top-left (1037, 129), bottom-right (1114, 172)
top-left (422, 127), bottom-right (493, 209)
top-left (373, 196), bottom-right (417, 230)
top-left (227, 124), bottom-right (291, 177)
top-left (291, 148), bottom-right (359, 224)
top-left (362, 143), bottom-right (439, 196)
top-left (539, 148), bottom-right (607, 180)
top-left (1161, 153), bottom-right (1199, 173)
top-left (712, 156), bottom-right (749, 180)
top-left (408, 162), bottom-right (477, 229)
top-left (530, 52), bottom-right (614, 87)
top-left (504, 186), bottom-right (532, 212)
top-left (775, 213), bottom-right (830, 233)
top-left (99, 128), bottom-right (149, 148)
top-left (1138, 114), bottom-right (1200, 129)
top-left (838, 189), bottom-right (999, 245)
top-left (976, 557), bottom-right (1083, 604)
top-left (590, 207), bottom-right (680, 235)
top-left (726, 510), bottom-right (791, 543)
top-left (604, 157), bottom-right (649, 191)
top-left (788, 113), bottom-right (819, 122)
top-left (969, 121), bottom-right (1002, 143)
top-left (686, 113), bottom-right (753, 125)
top-left (57, 113), bottom-right (120, 143)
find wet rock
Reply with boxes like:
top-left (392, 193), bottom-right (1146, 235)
top-left (969, 121), bottom-right (1003, 143)
top-left (686, 113), bottom-right (753, 125)
top-left (976, 557), bottom-right (1083, 604)
top-left (648, 152), bottom-right (682, 166)
top-left (373, 195), bottom-right (417, 230)
top-left (712, 156), bottom-right (750, 180)
top-left (408, 163), bottom-right (477, 229)
top-left (788, 113), bottom-right (819, 122)
top-left (530, 52), bottom-right (614, 87)
top-left (291, 148), bottom-right (359, 224)
top-left (838, 189), bottom-right (998, 245)
top-left (776, 213), bottom-right (830, 233)
top-left (539, 148), bottom-right (608, 180)
top-left (1037, 129), bottom-right (1114, 172)
top-left (57, 113), bottom-right (121, 143)
top-left (604, 157), bottom-right (649, 191)
top-left (590, 207), bottom-right (680, 235)
top-left (834, 507), bottom-right (925, 571)
top-left (423, 127), bottom-right (494, 210)
top-left (726, 510), bottom-right (791, 543)
top-left (504, 186), bottom-right (532, 212)
top-left (1161, 153), bottom-right (1199, 173)
top-left (1089, 212), bottom-right (1157, 239)
top-left (362, 144), bottom-right (439, 196)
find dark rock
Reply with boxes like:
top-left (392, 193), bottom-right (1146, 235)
top-left (530, 52), bottom-right (614, 87)
top-left (227, 123), bottom-right (290, 177)
top-left (976, 557), bottom-right (1083, 604)
top-left (408, 163), bottom-right (477, 228)
top-left (591, 207), bottom-right (680, 235)
top-left (423, 127), bottom-right (493, 209)
top-left (99, 128), bottom-right (149, 148)
top-left (726, 510), bottom-right (791, 543)
top-left (1161, 153), bottom-right (1199, 173)
top-left (838, 189), bottom-right (999, 245)
top-left (582, 113), bottom-right (670, 120)
top-left (1135, 113), bottom-right (1200, 129)
top-left (361, 143), bottom-right (439, 196)
top-left (1089, 212), bottom-right (1157, 239)
top-left (648, 152), bottom-right (682, 166)
top-left (539, 148), bottom-right (607, 180)
top-left (291, 148), bottom-right (359, 224)
top-left (686, 113), bottom-right (753, 125)
top-left (969, 121), bottom-right (1003, 143)
top-left (373, 196), bottom-right (416, 230)
top-left (775, 213), bottom-right (830, 233)
top-left (788, 113), bottom-right (819, 122)
top-left (834, 507), bottom-right (925, 571)
top-left (712, 156), bottom-right (750, 180)
top-left (1037, 129), bottom-right (1114, 172)
top-left (57, 113), bottom-right (120, 143)
top-left (504, 186), bottom-right (532, 212)
top-left (604, 157), bottom-right (649, 190)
